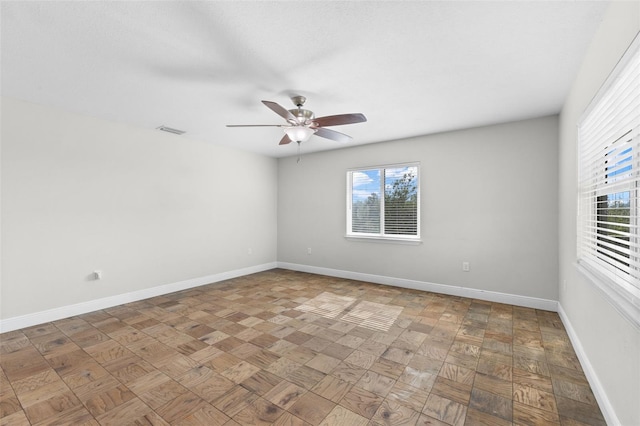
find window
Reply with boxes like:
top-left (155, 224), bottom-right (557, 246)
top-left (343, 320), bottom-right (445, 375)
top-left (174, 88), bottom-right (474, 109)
top-left (577, 34), bottom-right (640, 320)
top-left (347, 163), bottom-right (419, 240)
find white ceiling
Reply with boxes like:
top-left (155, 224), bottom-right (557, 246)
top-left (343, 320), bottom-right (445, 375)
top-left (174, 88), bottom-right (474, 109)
top-left (1, 1), bottom-right (609, 158)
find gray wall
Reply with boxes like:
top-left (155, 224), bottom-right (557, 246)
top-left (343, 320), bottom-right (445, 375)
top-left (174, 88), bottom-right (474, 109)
top-left (558, 2), bottom-right (640, 425)
top-left (1, 97), bottom-right (278, 320)
top-left (278, 115), bottom-right (559, 301)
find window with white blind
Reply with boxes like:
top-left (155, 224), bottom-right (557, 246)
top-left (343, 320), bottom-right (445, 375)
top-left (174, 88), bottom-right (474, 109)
top-left (577, 33), bottom-right (640, 321)
top-left (347, 163), bottom-right (420, 240)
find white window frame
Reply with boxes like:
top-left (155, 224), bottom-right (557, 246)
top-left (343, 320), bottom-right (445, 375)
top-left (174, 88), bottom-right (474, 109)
top-left (346, 162), bottom-right (421, 243)
top-left (577, 33), bottom-right (640, 328)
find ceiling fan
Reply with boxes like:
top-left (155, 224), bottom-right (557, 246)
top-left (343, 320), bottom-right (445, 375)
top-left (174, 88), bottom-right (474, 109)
top-left (226, 96), bottom-right (367, 145)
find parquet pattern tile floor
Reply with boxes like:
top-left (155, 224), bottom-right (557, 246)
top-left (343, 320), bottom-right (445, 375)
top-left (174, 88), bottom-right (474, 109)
top-left (0, 269), bottom-right (605, 425)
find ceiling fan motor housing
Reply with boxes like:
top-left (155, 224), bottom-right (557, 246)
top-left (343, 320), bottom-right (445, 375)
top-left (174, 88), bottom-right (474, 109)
top-left (288, 108), bottom-right (315, 125)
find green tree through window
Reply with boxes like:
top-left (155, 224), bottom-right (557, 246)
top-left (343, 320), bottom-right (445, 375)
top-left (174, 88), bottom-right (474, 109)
top-left (385, 170), bottom-right (418, 235)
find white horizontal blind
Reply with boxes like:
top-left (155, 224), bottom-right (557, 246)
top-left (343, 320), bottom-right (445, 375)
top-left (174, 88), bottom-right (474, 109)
top-left (384, 167), bottom-right (418, 235)
top-left (347, 164), bottom-right (419, 238)
top-left (578, 34), bottom-right (640, 295)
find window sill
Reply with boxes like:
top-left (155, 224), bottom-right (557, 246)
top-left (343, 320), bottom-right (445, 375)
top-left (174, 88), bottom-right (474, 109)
top-left (344, 235), bottom-right (422, 245)
top-left (575, 261), bottom-right (640, 330)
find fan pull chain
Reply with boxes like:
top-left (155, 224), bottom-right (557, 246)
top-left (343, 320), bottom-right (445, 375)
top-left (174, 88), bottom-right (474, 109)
top-left (297, 141), bottom-right (302, 163)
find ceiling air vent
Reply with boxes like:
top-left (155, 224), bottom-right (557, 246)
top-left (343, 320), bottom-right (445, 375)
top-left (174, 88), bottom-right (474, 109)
top-left (156, 125), bottom-right (186, 135)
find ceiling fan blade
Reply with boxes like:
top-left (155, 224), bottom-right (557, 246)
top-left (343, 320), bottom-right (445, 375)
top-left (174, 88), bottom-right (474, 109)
top-left (314, 113), bottom-right (367, 127)
top-left (262, 100), bottom-right (296, 122)
top-left (279, 134), bottom-right (293, 145)
top-left (314, 127), bottom-right (352, 143)
top-left (226, 124), bottom-right (284, 127)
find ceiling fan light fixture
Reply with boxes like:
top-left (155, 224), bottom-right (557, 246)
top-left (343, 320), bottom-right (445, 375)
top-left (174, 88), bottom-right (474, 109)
top-left (284, 126), bottom-right (315, 142)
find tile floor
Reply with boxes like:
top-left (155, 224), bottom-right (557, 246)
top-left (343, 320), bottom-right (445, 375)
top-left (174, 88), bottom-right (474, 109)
top-left (0, 269), bottom-right (605, 425)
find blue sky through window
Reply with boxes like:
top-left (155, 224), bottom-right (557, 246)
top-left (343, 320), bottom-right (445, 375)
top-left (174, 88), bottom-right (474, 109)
top-left (351, 166), bottom-right (418, 202)
top-left (352, 169), bottom-right (380, 202)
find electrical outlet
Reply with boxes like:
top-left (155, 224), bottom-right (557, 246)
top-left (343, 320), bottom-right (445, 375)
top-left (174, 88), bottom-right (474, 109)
top-left (307, 248), bottom-right (312, 255)
top-left (462, 262), bottom-right (470, 272)
top-left (247, 248), bottom-right (253, 255)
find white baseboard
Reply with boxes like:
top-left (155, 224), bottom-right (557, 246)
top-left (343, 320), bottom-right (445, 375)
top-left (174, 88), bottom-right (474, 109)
top-left (557, 303), bottom-right (619, 426)
top-left (0, 262), bottom-right (277, 333)
top-left (277, 262), bottom-right (558, 312)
